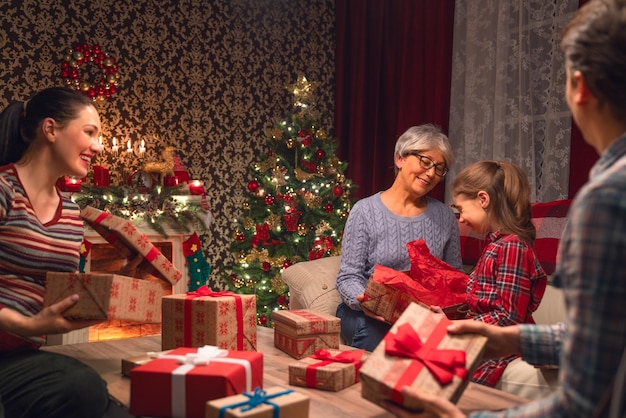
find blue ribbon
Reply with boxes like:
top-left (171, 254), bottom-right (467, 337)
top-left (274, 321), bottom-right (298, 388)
top-left (218, 387), bottom-right (294, 418)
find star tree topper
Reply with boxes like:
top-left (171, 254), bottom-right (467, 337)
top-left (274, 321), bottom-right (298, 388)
top-left (287, 75), bottom-right (320, 109)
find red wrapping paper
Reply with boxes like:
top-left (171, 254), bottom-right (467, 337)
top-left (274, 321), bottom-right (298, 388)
top-left (406, 239), bottom-right (468, 304)
top-left (130, 347), bottom-right (263, 418)
top-left (361, 239), bottom-right (468, 323)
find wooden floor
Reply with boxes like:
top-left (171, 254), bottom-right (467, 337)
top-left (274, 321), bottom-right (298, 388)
top-left (43, 326), bottom-right (529, 417)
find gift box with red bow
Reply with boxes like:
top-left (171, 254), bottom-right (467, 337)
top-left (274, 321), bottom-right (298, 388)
top-left (161, 286), bottom-right (257, 351)
top-left (205, 386), bottom-right (310, 418)
top-left (130, 345), bottom-right (263, 418)
top-left (271, 309), bottom-right (341, 359)
top-left (361, 239), bottom-right (468, 323)
top-left (288, 348), bottom-right (366, 391)
top-left (359, 302), bottom-right (487, 411)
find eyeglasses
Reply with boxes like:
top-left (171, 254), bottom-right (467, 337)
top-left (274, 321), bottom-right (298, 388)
top-left (406, 152), bottom-right (449, 177)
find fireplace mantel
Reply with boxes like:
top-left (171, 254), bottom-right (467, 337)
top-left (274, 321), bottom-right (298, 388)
top-left (46, 222), bottom-right (196, 346)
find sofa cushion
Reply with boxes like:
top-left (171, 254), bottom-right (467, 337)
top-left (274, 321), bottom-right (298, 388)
top-left (282, 256), bottom-right (342, 316)
top-left (530, 199), bottom-right (571, 275)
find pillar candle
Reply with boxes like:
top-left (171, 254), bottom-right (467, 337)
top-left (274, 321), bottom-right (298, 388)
top-left (93, 165), bottom-right (110, 187)
top-left (189, 180), bottom-right (205, 195)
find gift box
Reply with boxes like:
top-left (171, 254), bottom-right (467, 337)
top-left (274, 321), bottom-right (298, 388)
top-left (271, 309), bottom-right (341, 359)
top-left (359, 302), bottom-right (487, 412)
top-left (161, 286), bottom-right (257, 351)
top-left (80, 206), bottom-right (183, 286)
top-left (361, 239), bottom-right (468, 323)
top-left (130, 345), bottom-right (263, 418)
top-left (44, 272), bottom-right (162, 322)
top-left (288, 348), bottom-right (366, 391)
top-left (205, 386), bottom-right (310, 418)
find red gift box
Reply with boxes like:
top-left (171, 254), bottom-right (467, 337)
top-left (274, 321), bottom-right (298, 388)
top-left (360, 302), bottom-right (487, 412)
top-left (130, 346), bottom-right (263, 418)
top-left (161, 287), bottom-right (257, 351)
top-left (271, 309), bottom-right (341, 359)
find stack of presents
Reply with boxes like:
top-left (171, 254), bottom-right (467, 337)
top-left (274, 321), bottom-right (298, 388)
top-left (43, 208), bottom-right (487, 417)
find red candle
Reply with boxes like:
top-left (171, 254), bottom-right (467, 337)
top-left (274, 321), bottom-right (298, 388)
top-left (164, 175), bottom-right (179, 187)
top-left (57, 176), bottom-right (82, 192)
top-left (93, 165), bottom-right (110, 187)
top-left (189, 180), bottom-right (205, 195)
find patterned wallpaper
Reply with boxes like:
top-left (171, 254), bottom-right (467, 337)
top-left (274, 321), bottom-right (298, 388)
top-left (0, 0), bottom-right (336, 288)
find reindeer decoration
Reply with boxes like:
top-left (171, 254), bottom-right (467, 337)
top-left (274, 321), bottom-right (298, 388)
top-left (142, 146), bottom-right (176, 182)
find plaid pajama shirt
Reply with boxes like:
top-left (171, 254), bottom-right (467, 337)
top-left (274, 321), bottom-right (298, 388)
top-left (466, 232), bottom-right (547, 386)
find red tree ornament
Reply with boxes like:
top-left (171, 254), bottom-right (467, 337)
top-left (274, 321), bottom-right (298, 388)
top-left (332, 185), bottom-right (343, 197)
top-left (247, 180), bottom-right (260, 193)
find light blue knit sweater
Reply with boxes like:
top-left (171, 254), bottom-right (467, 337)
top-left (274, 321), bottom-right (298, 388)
top-left (336, 192), bottom-right (462, 310)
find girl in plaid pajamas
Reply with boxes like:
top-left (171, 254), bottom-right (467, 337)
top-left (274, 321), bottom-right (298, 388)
top-left (449, 161), bottom-right (547, 387)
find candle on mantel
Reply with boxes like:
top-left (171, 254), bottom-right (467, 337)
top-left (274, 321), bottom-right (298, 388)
top-left (139, 139), bottom-right (146, 158)
top-left (164, 175), bottom-right (179, 187)
top-left (111, 137), bottom-right (119, 156)
top-left (127, 139), bottom-right (132, 153)
top-left (189, 180), bottom-right (205, 195)
top-left (93, 165), bottom-right (110, 187)
top-left (58, 176), bottom-right (82, 192)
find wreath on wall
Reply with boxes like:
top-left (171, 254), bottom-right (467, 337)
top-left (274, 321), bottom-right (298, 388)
top-left (60, 43), bottom-right (120, 100)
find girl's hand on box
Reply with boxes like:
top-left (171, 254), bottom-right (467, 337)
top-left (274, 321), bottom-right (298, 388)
top-left (0, 294), bottom-right (102, 337)
top-left (430, 305), bottom-right (444, 314)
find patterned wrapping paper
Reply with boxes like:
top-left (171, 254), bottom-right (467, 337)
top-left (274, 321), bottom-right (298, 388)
top-left (288, 348), bottom-right (366, 392)
top-left (80, 206), bottom-right (183, 286)
top-left (44, 272), bottom-right (162, 322)
top-left (359, 302), bottom-right (487, 412)
top-left (130, 346), bottom-right (263, 418)
top-left (205, 386), bottom-right (310, 418)
top-left (161, 289), bottom-right (257, 351)
top-left (271, 309), bottom-right (341, 359)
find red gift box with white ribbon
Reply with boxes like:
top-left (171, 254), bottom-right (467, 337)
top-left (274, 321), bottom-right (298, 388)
top-left (130, 345), bottom-right (263, 418)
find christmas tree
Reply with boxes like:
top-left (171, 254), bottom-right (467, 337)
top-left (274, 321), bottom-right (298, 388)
top-left (225, 76), bottom-right (355, 326)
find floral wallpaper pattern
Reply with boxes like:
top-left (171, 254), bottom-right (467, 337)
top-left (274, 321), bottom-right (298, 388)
top-left (0, 0), bottom-right (336, 288)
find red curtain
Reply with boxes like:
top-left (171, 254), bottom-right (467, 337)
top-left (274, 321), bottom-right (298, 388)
top-left (335, 1), bottom-right (592, 201)
top-left (334, 0), bottom-right (456, 201)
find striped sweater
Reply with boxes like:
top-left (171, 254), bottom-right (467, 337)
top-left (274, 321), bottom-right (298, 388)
top-left (0, 164), bottom-right (84, 350)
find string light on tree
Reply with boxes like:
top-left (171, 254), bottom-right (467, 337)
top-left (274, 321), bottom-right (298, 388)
top-left (224, 76), bottom-right (355, 325)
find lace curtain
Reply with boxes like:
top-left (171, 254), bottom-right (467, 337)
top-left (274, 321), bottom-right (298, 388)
top-left (447, 0), bottom-right (579, 203)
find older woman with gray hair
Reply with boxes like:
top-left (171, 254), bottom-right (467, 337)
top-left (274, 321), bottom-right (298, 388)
top-left (335, 124), bottom-right (462, 351)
